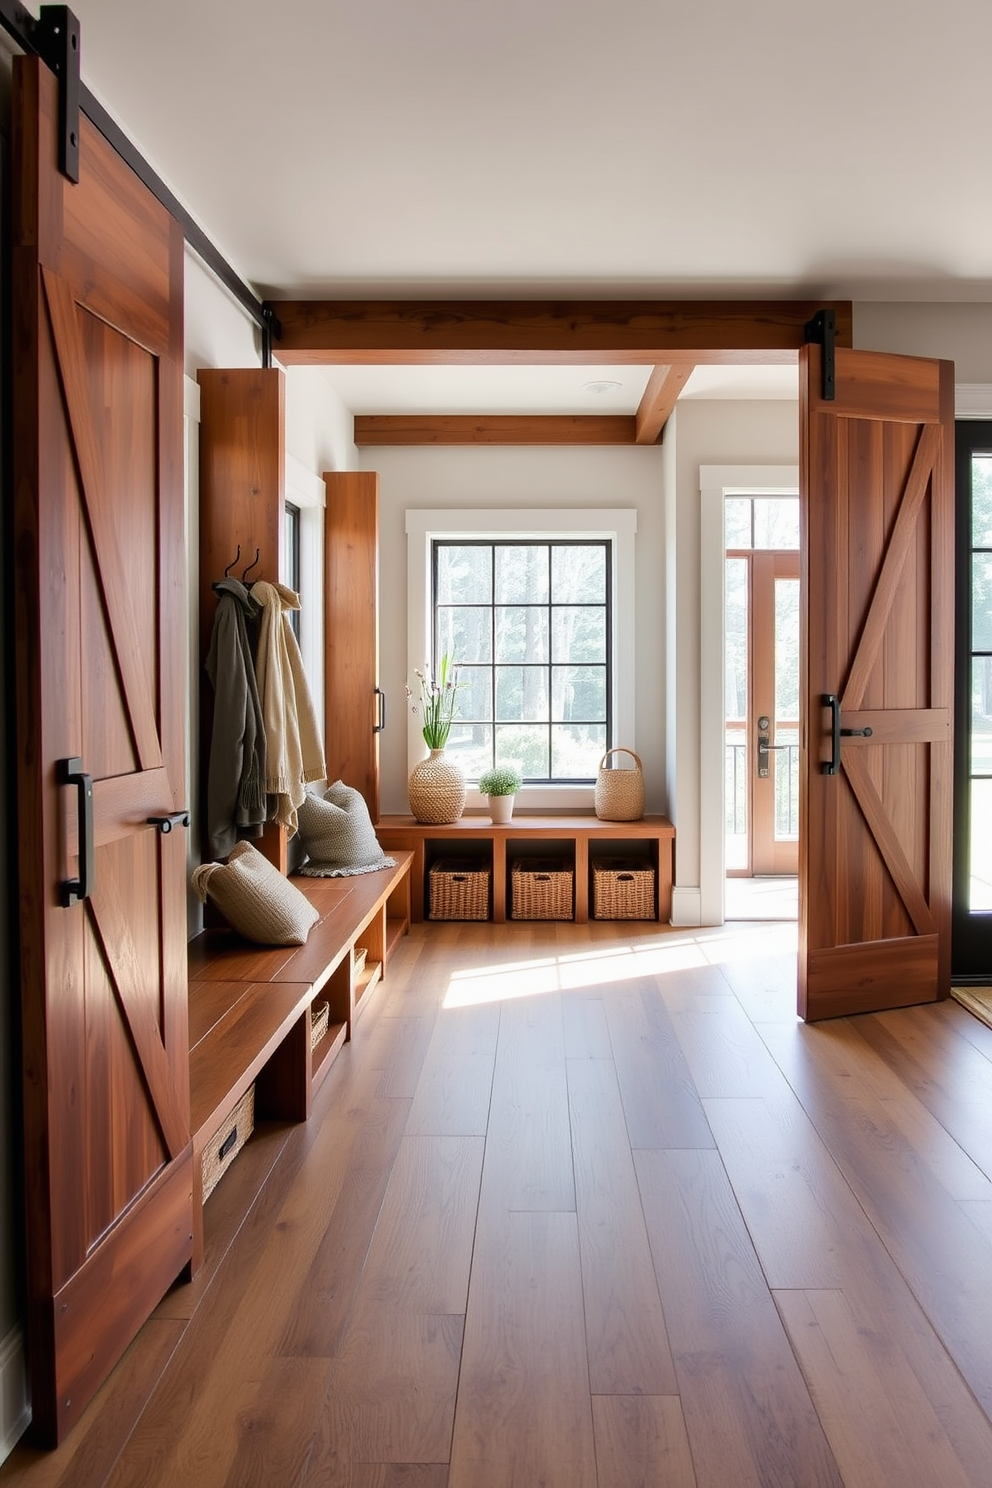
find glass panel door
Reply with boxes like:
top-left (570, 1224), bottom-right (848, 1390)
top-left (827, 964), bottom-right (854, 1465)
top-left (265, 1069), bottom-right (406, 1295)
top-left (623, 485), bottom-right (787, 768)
top-left (724, 492), bottom-right (800, 884)
top-left (725, 556), bottom-right (749, 871)
top-left (751, 554), bottom-right (800, 876)
top-left (773, 576), bottom-right (800, 850)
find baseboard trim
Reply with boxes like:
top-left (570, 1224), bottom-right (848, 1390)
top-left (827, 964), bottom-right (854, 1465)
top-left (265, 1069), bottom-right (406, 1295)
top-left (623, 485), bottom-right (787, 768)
top-left (670, 886), bottom-right (702, 927)
top-left (0, 1324), bottom-right (29, 1464)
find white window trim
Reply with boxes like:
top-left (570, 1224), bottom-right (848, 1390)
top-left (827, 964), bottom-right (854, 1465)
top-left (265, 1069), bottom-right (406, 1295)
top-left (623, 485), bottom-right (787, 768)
top-left (699, 465), bottom-right (800, 926)
top-left (406, 508), bottom-right (637, 811)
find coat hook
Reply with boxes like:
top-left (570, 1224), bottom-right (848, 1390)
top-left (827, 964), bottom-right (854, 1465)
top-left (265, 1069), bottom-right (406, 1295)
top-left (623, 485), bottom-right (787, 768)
top-left (223, 544), bottom-right (241, 579)
top-left (242, 547), bottom-right (261, 583)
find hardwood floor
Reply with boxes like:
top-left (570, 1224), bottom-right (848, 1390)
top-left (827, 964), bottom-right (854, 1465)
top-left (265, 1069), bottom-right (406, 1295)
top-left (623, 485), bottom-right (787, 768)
top-left (7, 919), bottom-right (992, 1486)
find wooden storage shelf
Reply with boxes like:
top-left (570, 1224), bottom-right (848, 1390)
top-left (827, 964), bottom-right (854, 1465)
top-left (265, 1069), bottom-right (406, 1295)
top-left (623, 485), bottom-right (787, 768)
top-left (353, 959), bottom-right (383, 1025)
top-left (186, 853), bottom-right (412, 1268)
top-left (310, 1003), bottom-right (349, 1097)
top-left (376, 813), bottom-right (674, 925)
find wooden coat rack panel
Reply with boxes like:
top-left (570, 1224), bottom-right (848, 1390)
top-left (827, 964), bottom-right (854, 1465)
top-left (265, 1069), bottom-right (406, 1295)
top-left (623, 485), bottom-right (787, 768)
top-left (197, 366), bottom-right (287, 871)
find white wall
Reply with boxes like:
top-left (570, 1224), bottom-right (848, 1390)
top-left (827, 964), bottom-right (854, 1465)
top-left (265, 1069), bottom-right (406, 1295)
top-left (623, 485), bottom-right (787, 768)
top-left (361, 444), bottom-right (667, 816)
top-left (666, 401), bottom-right (800, 922)
top-left (282, 366), bottom-right (358, 478)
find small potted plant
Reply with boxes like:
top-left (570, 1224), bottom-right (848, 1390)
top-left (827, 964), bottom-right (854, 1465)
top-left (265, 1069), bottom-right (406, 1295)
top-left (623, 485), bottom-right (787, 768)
top-left (478, 764), bottom-right (523, 824)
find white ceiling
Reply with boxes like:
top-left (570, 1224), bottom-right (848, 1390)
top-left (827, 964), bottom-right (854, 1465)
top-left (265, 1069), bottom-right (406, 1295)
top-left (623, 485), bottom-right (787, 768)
top-left (63, 0), bottom-right (990, 414)
top-left (309, 362), bottom-right (799, 415)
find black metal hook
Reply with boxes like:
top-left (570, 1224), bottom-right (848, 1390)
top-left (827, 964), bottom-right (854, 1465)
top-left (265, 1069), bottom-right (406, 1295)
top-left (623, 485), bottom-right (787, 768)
top-left (223, 544), bottom-right (241, 579)
top-left (242, 548), bottom-right (261, 583)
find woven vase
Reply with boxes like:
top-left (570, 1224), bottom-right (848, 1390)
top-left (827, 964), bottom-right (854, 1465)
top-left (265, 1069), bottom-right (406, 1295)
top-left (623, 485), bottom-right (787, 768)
top-left (408, 749), bottom-right (466, 824)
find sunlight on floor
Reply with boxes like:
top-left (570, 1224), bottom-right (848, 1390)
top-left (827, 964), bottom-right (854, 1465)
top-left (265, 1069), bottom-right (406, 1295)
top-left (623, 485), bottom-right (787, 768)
top-left (725, 876), bottom-right (798, 921)
top-left (442, 921), bottom-right (798, 1008)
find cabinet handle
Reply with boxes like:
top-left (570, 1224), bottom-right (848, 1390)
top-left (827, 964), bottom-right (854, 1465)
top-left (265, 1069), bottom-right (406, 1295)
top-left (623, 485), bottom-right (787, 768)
top-left (59, 756), bottom-right (94, 907)
top-left (374, 687), bottom-right (386, 734)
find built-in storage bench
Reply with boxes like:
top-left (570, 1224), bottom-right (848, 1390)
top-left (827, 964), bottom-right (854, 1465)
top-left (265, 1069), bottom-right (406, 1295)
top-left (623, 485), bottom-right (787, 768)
top-left (186, 853), bottom-right (412, 1269)
top-left (376, 814), bottom-right (675, 924)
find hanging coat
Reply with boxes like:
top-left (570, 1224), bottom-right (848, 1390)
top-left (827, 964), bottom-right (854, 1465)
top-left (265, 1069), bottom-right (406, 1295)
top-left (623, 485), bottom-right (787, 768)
top-left (252, 580), bottom-right (326, 835)
top-left (204, 577), bottom-right (267, 858)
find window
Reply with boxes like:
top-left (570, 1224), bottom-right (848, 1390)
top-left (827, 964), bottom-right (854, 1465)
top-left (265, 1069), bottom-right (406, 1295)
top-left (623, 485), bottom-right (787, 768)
top-left (406, 509), bottom-right (636, 806)
top-left (282, 501), bottom-right (302, 641)
top-left (433, 540), bottom-right (611, 783)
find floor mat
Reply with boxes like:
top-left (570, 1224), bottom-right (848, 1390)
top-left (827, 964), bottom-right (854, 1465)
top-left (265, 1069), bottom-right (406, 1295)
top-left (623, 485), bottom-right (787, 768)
top-left (951, 985), bottom-right (992, 1031)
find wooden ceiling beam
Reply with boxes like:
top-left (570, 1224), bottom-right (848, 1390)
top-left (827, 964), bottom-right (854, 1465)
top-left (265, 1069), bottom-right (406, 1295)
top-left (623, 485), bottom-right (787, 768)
top-left (354, 415), bottom-right (637, 446)
top-left (271, 299), bottom-right (852, 365)
top-left (635, 364), bottom-right (695, 444)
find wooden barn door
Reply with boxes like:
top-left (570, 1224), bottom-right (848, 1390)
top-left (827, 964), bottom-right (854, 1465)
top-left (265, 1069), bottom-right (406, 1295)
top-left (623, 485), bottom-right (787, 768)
top-left (12, 58), bottom-right (191, 1443)
top-left (799, 345), bottom-right (955, 1021)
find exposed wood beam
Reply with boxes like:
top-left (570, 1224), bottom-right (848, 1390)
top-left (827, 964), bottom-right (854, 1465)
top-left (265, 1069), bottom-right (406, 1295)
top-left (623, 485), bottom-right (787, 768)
top-left (354, 415), bottom-right (637, 447)
top-left (272, 299), bottom-right (853, 366)
top-left (635, 364), bottom-right (695, 444)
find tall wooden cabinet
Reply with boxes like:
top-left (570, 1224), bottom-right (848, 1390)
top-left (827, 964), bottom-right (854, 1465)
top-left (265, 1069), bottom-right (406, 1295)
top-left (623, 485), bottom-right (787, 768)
top-left (197, 367), bottom-right (288, 870)
top-left (323, 472), bottom-right (382, 819)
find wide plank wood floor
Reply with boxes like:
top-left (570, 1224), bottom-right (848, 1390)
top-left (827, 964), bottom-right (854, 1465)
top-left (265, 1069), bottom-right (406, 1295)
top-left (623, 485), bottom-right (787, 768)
top-left (7, 919), bottom-right (992, 1486)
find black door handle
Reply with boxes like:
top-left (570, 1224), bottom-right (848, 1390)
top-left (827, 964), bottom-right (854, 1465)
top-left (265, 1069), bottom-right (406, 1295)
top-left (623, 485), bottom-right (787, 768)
top-left (822, 694), bottom-right (873, 776)
top-left (373, 687), bottom-right (386, 734)
top-left (821, 695), bottom-right (841, 776)
top-left (59, 756), bottom-right (94, 907)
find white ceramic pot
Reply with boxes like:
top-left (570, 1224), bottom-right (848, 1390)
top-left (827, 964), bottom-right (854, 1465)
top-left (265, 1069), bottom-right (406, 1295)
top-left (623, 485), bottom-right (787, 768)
top-left (488, 793), bottom-right (515, 824)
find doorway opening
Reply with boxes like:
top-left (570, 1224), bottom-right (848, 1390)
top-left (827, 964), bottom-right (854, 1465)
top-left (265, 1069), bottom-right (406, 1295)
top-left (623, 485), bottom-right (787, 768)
top-left (724, 492), bottom-right (799, 921)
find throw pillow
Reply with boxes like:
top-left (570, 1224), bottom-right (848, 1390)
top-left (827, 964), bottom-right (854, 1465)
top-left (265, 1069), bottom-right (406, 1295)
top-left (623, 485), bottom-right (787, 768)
top-left (191, 840), bottom-right (319, 944)
top-left (296, 780), bottom-right (397, 877)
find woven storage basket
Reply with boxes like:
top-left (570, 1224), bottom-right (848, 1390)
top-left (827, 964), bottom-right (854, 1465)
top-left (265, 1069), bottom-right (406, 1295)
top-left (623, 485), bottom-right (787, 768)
top-left (592, 858), bottom-right (656, 920)
top-left (429, 859), bottom-right (490, 920)
top-left (202, 1084), bottom-right (255, 1202)
top-left (511, 859), bottom-right (574, 920)
top-left (310, 1000), bottom-right (330, 1050)
top-left (594, 747), bottom-right (645, 822)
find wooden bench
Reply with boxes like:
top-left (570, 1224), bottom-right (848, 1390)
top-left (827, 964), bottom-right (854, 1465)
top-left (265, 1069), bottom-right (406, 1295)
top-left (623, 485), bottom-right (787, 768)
top-left (186, 853), bottom-right (412, 1270)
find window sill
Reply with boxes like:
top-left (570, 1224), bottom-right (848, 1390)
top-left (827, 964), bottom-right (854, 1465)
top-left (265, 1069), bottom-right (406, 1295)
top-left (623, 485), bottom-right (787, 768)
top-left (464, 783), bottom-right (595, 813)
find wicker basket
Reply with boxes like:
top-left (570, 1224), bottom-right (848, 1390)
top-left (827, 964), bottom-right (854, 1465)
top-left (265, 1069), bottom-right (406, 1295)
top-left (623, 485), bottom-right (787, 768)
top-left (511, 859), bottom-right (574, 920)
top-left (202, 1084), bottom-right (255, 1202)
top-left (592, 858), bottom-right (656, 920)
top-left (429, 859), bottom-right (490, 920)
top-left (594, 747), bottom-right (645, 822)
top-left (310, 999), bottom-right (330, 1050)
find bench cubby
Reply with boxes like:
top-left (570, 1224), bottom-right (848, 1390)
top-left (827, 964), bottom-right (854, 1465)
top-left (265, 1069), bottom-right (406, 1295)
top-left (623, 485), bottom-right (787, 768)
top-left (186, 854), bottom-right (412, 1269)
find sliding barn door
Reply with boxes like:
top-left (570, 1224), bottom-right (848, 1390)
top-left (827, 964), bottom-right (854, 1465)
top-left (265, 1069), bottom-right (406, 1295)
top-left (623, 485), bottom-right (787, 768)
top-left (799, 345), bottom-right (954, 1021)
top-left (12, 58), bottom-right (191, 1443)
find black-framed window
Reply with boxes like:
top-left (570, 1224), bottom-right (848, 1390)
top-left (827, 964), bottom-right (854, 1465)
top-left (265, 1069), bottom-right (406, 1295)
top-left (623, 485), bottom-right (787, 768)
top-left (432, 539), bottom-right (612, 783)
top-left (953, 421), bottom-right (992, 979)
top-left (282, 501), bottom-right (301, 641)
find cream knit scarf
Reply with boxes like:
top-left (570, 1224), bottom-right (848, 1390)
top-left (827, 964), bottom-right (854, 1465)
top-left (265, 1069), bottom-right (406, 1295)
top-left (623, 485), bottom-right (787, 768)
top-left (251, 581), bottom-right (325, 835)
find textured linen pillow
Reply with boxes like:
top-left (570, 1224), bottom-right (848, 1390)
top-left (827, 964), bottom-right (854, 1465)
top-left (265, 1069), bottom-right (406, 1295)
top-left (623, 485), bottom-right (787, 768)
top-left (296, 780), bottom-right (397, 877)
top-left (191, 840), bottom-right (319, 944)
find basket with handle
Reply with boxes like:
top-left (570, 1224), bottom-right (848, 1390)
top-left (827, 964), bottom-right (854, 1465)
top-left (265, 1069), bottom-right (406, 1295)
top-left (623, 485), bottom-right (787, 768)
top-left (594, 747), bottom-right (645, 821)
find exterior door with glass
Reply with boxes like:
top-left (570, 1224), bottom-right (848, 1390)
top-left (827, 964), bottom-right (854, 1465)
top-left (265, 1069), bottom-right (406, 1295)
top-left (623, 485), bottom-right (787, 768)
top-left (726, 496), bottom-right (800, 879)
top-left (751, 552), bottom-right (800, 874)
